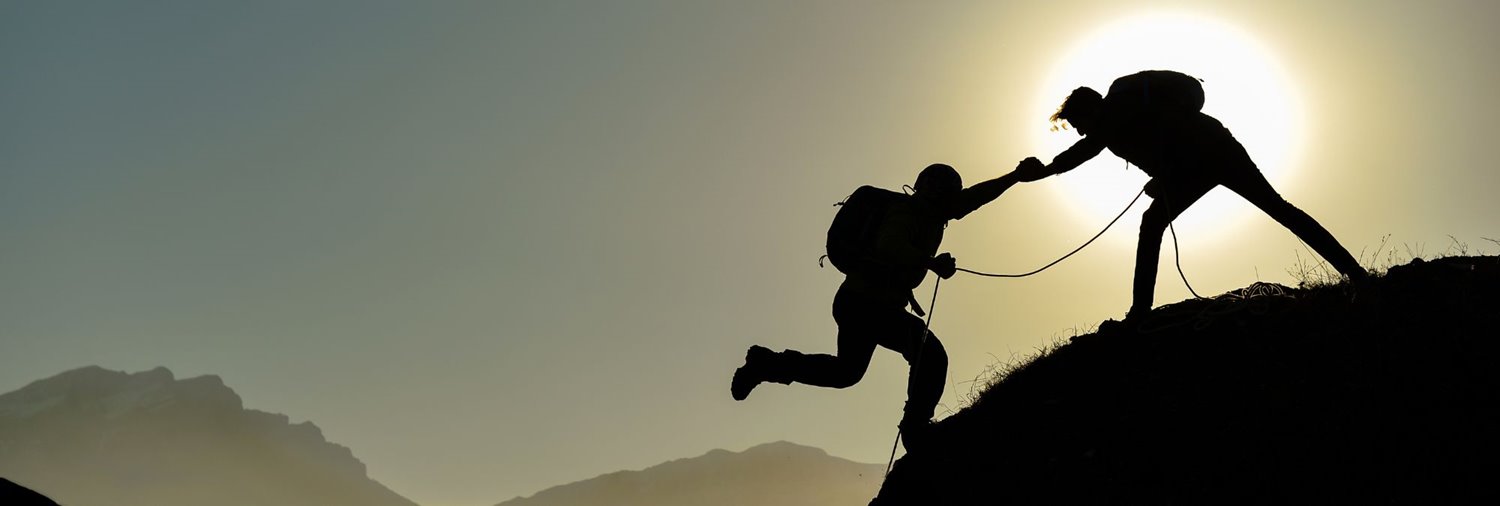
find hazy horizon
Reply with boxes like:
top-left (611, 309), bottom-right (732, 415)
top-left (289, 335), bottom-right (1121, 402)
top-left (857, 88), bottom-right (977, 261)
top-left (4, 1), bottom-right (1498, 504)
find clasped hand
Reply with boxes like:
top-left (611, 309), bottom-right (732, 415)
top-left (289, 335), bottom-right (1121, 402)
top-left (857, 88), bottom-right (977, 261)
top-left (1012, 157), bottom-right (1050, 182)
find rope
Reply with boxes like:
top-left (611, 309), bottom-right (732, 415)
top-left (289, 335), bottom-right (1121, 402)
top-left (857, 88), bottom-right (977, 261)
top-left (877, 180), bottom-right (1207, 478)
top-left (956, 186), bottom-right (1146, 278)
top-left (885, 276), bottom-right (941, 478)
top-left (954, 183), bottom-right (1202, 300)
top-left (1170, 222), bottom-right (1203, 299)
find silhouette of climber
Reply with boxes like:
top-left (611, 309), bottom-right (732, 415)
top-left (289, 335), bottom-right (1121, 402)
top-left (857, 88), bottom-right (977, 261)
top-left (731, 162), bottom-right (1044, 451)
top-left (1020, 70), bottom-right (1368, 322)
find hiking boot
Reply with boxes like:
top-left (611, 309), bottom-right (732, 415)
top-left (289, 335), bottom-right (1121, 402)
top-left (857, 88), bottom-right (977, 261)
top-left (1095, 316), bottom-right (1134, 335)
top-left (899, 418), bottom-right (935, 453)
top-left (1092, 306), bottom-right (1150, 337)
top-left (1346, 268), bottom-right (1374, 287)
top-left (1349, 269), bottom-right (1372, 282)
top-left (730, 345), bottom-right (776, 401)
top-left (1091, 319), bottom-right (1123, 336)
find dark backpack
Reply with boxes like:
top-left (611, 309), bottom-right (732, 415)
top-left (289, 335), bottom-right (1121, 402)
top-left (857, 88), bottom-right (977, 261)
top-left (1105, 70), bottom-right (1205, 120)
top-left (824, 185), bottom-right (906, 278)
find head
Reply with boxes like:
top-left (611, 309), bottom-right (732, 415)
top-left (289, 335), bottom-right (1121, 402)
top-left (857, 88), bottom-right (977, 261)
top-left (1050, 86), bottom-right (1104, 135)
top-left (913, 163), bottom-right (963, 219)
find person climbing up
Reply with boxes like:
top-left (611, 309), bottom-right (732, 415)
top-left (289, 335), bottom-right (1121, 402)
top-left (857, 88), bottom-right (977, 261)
top-left (1018, 70), bottom-right (1368, 323)
top-left (730, 161), bottom-right (1046, 451)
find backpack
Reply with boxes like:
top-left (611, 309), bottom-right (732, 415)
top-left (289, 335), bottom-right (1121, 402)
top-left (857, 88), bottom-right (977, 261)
top-left (824, 185), bottom-right (906, 278)
top-left (1104, 70), bottom-right (1205, 120)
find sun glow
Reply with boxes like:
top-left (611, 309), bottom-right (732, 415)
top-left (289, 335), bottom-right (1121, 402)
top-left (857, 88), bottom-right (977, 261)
top-left (1030, 13), bottom-right (1304, 244)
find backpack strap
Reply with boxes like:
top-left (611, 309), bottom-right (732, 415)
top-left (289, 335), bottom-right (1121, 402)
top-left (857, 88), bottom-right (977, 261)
top-left (907, 291), bottom-right (926, 317)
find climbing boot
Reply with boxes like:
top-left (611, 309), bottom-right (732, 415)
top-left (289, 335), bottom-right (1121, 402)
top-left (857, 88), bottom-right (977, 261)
top-left (1095, 313), bottom-right (1140, 335)
top-left (731, 345), bottom-right (776, 401)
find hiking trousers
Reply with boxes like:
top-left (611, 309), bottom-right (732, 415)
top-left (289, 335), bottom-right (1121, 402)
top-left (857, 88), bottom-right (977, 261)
top-left (762, 280), bottom-right (947, 423)
top-left (1132, 138), bottom-right (1365, 315)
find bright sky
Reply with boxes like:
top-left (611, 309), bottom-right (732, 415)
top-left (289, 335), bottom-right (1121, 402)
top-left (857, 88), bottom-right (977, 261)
top-left (3, 1), bottom-right (1498, 505)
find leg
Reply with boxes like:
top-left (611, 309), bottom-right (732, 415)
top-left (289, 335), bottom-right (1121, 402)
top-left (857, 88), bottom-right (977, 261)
top-left (1132, 180), bottom-right (1213, 317)
top-left (883, 311), bottom-right (945, 452)
top-left (902, 334), bottom-right (947, 423)
top-left (734, 283), bottom-right (882, 400)
top-left (869, 309), bottom-right (947, 423)
top-left (1220, 169), bottom-right (1367, 279)
top-left (766, 322), bottom-right (878, 389)
top-left (730, 325), bottom-right (875, 401)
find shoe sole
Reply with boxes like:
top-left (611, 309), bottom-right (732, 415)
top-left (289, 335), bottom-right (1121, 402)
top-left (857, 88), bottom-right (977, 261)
top-left (730, 346), bottom-right (772, 401)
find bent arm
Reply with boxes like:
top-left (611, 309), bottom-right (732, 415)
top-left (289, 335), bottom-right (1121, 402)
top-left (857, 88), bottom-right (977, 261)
top-left (1045, 136), bottom-right (1107, 175)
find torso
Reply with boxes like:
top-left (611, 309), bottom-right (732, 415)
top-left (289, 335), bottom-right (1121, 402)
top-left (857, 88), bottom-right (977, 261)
top-left (1099, 111), bottom-right (1240, 178)
top-left (845, 198), bottom-right (945, 300)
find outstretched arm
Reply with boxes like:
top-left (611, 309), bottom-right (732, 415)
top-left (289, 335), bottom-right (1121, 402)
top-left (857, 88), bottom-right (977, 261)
top-left (950, 171), bottom-right (1022, 220)
top-left (1044, 135), bottom-right (1106, 176)
top-left (950, 155), bottom-right (1063, 220)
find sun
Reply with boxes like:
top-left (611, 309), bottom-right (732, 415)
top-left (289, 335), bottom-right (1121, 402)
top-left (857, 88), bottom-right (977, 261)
top-left (1029, 12), bottom-right (1304, 245)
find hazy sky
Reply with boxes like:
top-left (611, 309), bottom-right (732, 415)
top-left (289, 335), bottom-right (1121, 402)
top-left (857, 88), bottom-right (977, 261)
top-left (4, 1), bottom-right (1498, 505)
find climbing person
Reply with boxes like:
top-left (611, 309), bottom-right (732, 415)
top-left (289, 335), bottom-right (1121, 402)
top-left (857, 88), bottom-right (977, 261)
top-left (730, 161), bottom-right (1047, 451)
top-left (1018, 70), bottom-right (1369, 323)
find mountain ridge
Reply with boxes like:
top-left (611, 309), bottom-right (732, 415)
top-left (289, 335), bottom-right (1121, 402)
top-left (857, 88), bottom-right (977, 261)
top-left (0, 366), bottom-right (417, 506)
top-left (497, 440), bottom-right (883, 506)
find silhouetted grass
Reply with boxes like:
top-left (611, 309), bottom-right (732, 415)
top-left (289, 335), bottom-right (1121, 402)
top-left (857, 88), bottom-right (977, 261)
top-left (1290, 234), bottom-right (1500, 288)
top-left (949, 340), bottom-right (1066, 416)
top-left (875, 255), bottom-right (1500, 505)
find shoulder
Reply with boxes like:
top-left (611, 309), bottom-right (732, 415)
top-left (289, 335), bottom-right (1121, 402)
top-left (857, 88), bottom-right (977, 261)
top-left (1073, 132), bottom-right (1111, 149)
top-left (885, 196), bottom-right (919, 218)
top-left (886, 197), bottom-right (947, 227)
top-left (1177, 112), bottom-right (1227, 136)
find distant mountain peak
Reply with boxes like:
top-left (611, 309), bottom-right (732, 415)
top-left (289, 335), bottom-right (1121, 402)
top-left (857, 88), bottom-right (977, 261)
top-left (0, 366), bottom-right (240, 421)
top-left (497, 440), bottom-right (882, 506)
top-left (0, 366), bottom-right (417, 506)
top-left (744, 440), bottom-right (825, 453)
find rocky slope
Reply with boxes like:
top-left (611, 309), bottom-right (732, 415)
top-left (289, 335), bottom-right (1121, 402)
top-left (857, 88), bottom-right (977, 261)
top-left (875, 256), bottom-right (1500, 504)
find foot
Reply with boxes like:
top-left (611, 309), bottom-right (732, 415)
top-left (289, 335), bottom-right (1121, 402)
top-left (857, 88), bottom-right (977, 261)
top-left (730, 346), bottom-right (774, 401)
top-left (1346, 268), bottom-right (1373, 284)
top-left (1093, 319), bottom-right (1124, 335)
top-left (1095, 308), bottom-right (1146, 335)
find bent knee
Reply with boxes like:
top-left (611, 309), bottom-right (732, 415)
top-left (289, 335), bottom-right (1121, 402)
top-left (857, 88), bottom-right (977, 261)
top-left (926, 339), bottom-right (948, 368)
top-left (911, 336), bottom-right (947, 368)
top-left (826, 360), bottom-right (869, 388)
